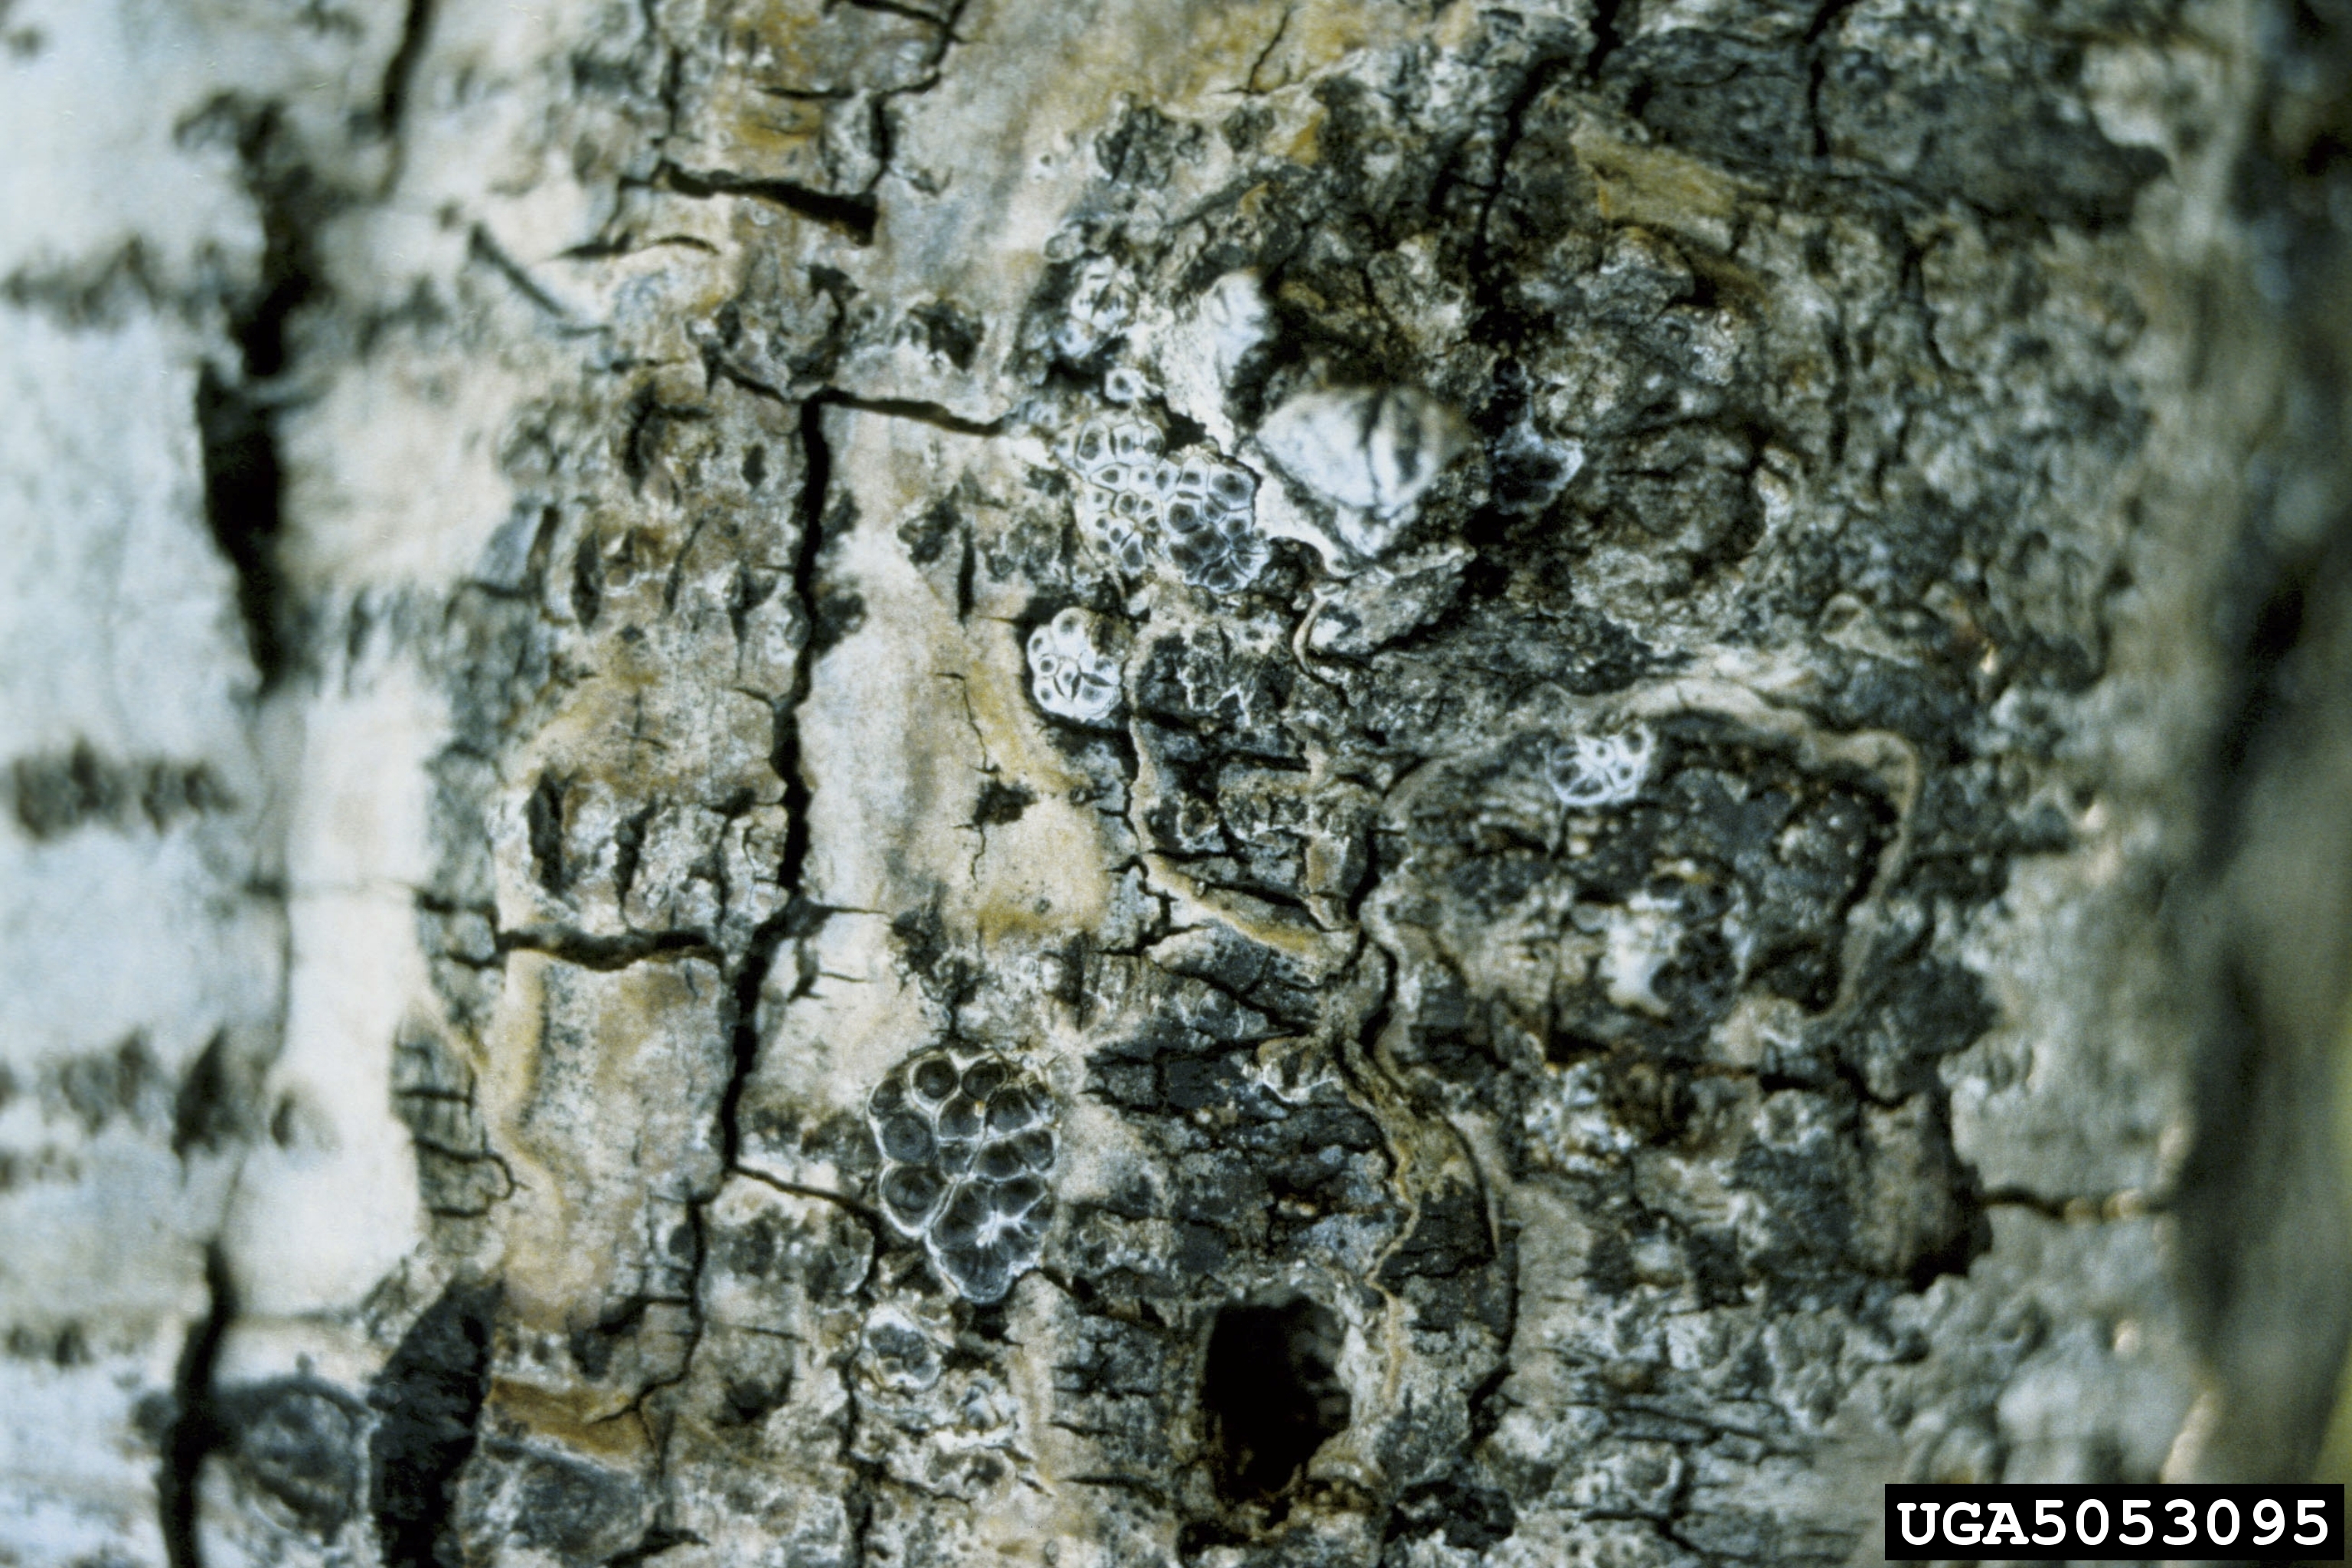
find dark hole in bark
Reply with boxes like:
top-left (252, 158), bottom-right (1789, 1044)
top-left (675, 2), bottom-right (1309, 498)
top-left (1200, 1298), bottom-right (1351, 1505)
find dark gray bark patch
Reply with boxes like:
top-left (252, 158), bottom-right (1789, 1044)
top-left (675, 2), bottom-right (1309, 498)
top-left (214, 1377), bottom-right (368, 1537)
top-left (368, 1279), bottom-right (499, 1568)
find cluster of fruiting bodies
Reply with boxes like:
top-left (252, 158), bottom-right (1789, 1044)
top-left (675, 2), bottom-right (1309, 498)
top-left (1063, 416), bottom-right (1269, 593)
top-left (1024, 607), bottom-right (1124, 726)
top-left (867, 1049), bottom-right (1059, 1302)
top-left (1545, 727), bottom-right (1655, 809)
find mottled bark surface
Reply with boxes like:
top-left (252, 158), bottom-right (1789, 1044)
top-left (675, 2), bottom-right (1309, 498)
top-left (5, 1), bottom-right (2351, 1565)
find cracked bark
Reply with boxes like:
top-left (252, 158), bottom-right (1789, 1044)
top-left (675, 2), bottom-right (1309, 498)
top-left (5, 0), bottom-right (2352, 1566)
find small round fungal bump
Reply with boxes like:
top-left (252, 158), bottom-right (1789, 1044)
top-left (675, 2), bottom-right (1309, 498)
top-left (1168, 509), bottom-right (1270, 595)
top-left (985, 1087), bottom-right (1038, 1133)
top-left (1006, 1129), bottom-right (1056, 1173)
top-left (993, 1173), bottom-right (1049, 1214)
top-left (1068, 420), bottom-right (1113, 474)
top-left (1208, 466), bottom-right (1256, 510)
top-left (1111, 420), bottom-right (1161, 463)
top-left (943, 1244), bottom-right (1013, 1304)
top-left (880, 1165), bottom-right (946, 1233)
top-left (861, 1305), bottom-right (943, 1393)
top-left (936, 1181), bottom-right (993, 1247)
top-left (910, 1055), bottom-right (959, 1104)
top-left (878, 1112), bottom-right (935, 1164)
top-left (937, 1093), bottom-right (984, 1142)
top-left (1106, 527), bottom-right (1148, 573)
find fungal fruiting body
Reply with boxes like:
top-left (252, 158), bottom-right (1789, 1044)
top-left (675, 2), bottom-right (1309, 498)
top-left (1194, 269), bottom-right (1270, 384)
top-left (1066, 416), bottom-right (1165, 575)
top-left (1255, 384), bottom-right (1468, 559)
top-left (1492, 420), bottom-right (1586, 513)
top-left (1056, 255), bottom-right (1131, 361)
top-left (1158, 456), bottom-right (1268, 593)
top-left (868, 1049), bottom-right (1059, 1304)
top-left (1060, 416), bottom-right (1272, 592)
top-left (1025, 606), bottom-right (1124, 725)
top-left (1141, 270), bottom-right (1269, 447)
top-left (1547, 727), bottom-right (1655, 809)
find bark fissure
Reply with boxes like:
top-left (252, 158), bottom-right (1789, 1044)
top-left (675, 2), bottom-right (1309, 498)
top-left (715, 390), bottom-right (837, 1185)
top-left (375, 0), bottom-right (438, 139)
top-left (495, 926), bottom-right (723, 971)
top-left (193, 106), bottom-right (345, 692)
top-left (652, 163), bottom-right (880, 244)
top-left (1800, 0), bottom-right (1861, 162)
top-left (157, 1244), bottom-right (235, 1568)
top-left (466, 224), bottom-right (590, 329)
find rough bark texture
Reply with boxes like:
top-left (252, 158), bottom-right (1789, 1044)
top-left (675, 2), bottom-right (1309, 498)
top-left (5, 0), bottom-right (2352, 1565)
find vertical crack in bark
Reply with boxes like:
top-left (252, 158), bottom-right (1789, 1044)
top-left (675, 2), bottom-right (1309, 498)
top-left (856, 0), bottom-right (973, 204)
top-left (629, 0), bottom-right (684, 152)
top-left (1802, 0), bottom-right (1861, 162)
top-left (830, 1321), bottom-right (886, 1568)
top-left (195, 364), bottom-right (292, 691)
top-left (1465, 53), bottom-right (1579, 344)
top-left (717, 393), bottom-right (835, 1171)
top-left (196, 109), bottom-right (335, 691)
top-left (158, 1243), bottom-right (235, 1568)
top-left (1584, 0), bottom-right (1632, 81)
top-left (1243, 8), bottom-right (1294, 96)
top-left (376, 0), bottom-right (437, 138)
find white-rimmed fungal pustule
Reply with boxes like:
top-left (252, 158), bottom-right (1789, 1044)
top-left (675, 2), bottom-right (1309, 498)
top-left (1256, 384), bottom-right (1468, 560)
top-left (1545, 727), bottom-right (1656, 810)
top-left (1102, 366), bottom-right (1154, 404)
top-left (867, 1048), bottom-right (1058, 1303)
top-left (1025, 606), bottom-right (1125, 726)
top-left (1054, 254), bottom-right (1132, 361)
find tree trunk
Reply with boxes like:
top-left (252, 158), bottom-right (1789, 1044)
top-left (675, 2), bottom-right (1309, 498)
top-left (5, 0), bottom-right (2351, 1564)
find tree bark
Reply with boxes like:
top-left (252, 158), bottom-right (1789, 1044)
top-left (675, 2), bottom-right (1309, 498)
top-left (4, 0), bottom-right (2350, 1564)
